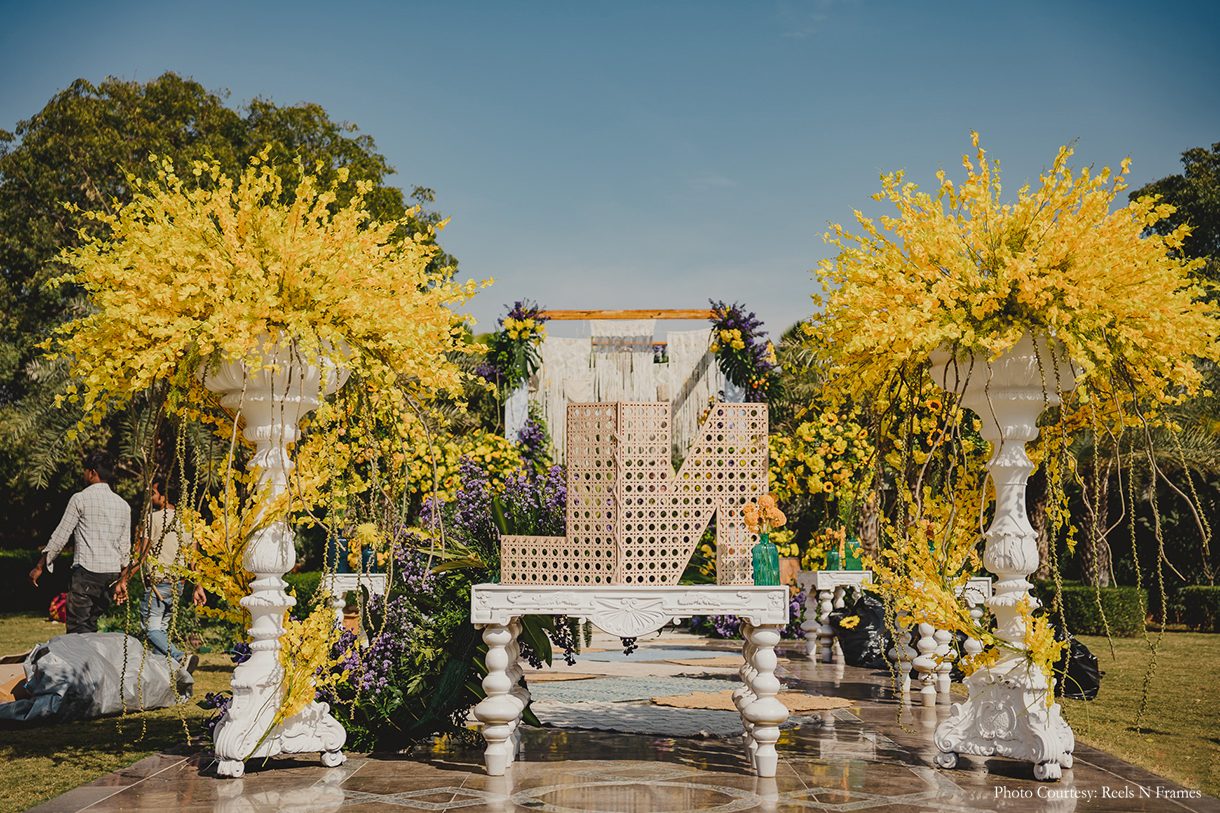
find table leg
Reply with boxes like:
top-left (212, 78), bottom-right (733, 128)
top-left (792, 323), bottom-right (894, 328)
top-left (800, 589), bottom-right (819, 660)
top-left (506, 619), bottom-right (529, 764)
top-left (734, 621), bottom-right (759, 766)
top-left (831, 586), bottom-right (848, 663)
top-left (473, 622), bottom-right (520, 775)
top-left (888, 611), bottom-right (915, 694)
top-left (818, 589), bottom-right (835, 663)
top-left (934, 628), bottom-right (954, 695)
top-left (742, 624), bottom-right (788, 777)
top-left (914, 622), bottom-right (938, 706)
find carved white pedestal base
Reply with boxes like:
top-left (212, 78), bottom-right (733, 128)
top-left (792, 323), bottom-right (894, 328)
top-left (933, 657), bottom-right (1074, 780)
top-left (203, 340), bottom-right (348, 778)
top-left (797, 571), bottom-right (872, 663)
top-left (929, 334), bottom-right (1078, 781)
top-left (470, 584), bottom-right (789, 776)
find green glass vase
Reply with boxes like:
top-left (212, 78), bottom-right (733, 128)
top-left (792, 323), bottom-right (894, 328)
top-left (752, 532), bottom-right (780, 586)
top-left (845, 538), bottom-right (863, 571)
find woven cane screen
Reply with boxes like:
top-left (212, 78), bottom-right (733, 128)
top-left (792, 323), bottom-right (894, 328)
top-left (500, 402), bottom-right (768, 586)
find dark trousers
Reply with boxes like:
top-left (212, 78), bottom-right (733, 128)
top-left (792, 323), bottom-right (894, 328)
top-left (66, 567), bottom-right (120, 634)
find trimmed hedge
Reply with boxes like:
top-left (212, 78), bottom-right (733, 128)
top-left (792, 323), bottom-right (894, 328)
top-left (1036, 583), bottom-right (1147, 637)
top-left (1181, 586), bottom-right (1220, 633)
top-left (284, 570), bottom-right (324, 618)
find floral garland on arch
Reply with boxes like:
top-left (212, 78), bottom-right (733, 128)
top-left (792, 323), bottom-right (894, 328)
top-left (812, 133), bottom-right (1220, 703)
top-left (45, 150), bottom-right (487, 749)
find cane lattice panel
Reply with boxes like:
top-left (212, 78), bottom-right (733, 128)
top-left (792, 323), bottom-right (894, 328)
top-left (500, 402), bottom-right (769, 586)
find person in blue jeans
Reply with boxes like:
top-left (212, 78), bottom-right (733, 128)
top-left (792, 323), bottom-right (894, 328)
top-left (118, 477), bottom-right (205, 673)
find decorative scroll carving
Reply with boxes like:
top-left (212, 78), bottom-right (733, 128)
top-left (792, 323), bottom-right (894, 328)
top-left (470, 584), bottom-right (788, 630)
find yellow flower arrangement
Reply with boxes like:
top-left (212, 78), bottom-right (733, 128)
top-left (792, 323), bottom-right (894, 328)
top-left (800, 526), bottom-right (846, 571)
top-left (813, 133), bottom-right (1219, 699)
top-left (813, 132), bottom-right (1218, 400)
top-left (501, 316), bottom-right (546, 346)
top-left (768, 528), bottom-right (799, 558)
top-left (47, 151), bottom-right (484, 430)
top-left (768, 407), bottom-right (874, 505)
top-left (44, 151), bottom-right (492, 744)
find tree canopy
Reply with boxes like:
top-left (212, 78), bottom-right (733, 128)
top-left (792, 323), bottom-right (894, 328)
top-left (0, 73), bottom-right (458, 546)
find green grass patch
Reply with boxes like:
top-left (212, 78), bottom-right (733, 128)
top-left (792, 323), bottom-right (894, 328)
top-left (0, 612), bottom-right (233, 813)
top-left (1064, 631), bottom-right (1220, 797)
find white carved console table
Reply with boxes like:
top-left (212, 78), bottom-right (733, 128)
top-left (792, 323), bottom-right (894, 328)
top-left (470, 584), bottom-right (791, 777)
top-left (797, 570), bottom-right (873, 663)
top-left (320, 572), bottom-right (388, 630)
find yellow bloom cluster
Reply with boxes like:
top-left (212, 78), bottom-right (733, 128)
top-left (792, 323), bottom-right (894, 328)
top-left (710, 328), bottom-right (746, 353)
top-left (814, 132), bottom-right (1219, 403)
top-left (502, 316), bottom-right (546, 345)
top-left (769, 408), bottom-right (874, 504)
top-left (403, 430), bottom-right (522, 503)
top-left (47, 151), bottom-right (485, 430)
top-left (800, 525), bottom-right (847, 571)
top-left (347, 522), bottom-right (386, 570)
top-left (768, 528), bottom-right (799, 558)
top-left (880, 385), bottom-right (986, 471)
top-left (277, 605), bottom-right (353, 726)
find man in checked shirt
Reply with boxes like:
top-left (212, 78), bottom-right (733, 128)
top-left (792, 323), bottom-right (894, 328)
top-left (28, 450), bottom-right (133, 634)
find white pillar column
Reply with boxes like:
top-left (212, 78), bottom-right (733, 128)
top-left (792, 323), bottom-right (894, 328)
top-left (205, 341), bottom-right (348, 777)
top-left (930, 334), bottom-right (1076, 781)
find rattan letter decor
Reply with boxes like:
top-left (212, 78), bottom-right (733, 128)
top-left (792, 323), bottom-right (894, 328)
top-left (500, 402), bottom-right (768, 586)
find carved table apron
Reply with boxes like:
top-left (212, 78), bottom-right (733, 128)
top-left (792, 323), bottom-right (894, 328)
top-left (470, 584), bottom-right (791, 776)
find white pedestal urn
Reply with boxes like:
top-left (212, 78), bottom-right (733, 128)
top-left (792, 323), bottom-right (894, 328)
top-left (202, 340), bottom-right (349, 778)
top-left (928, 333), bottom-right (1076, 781)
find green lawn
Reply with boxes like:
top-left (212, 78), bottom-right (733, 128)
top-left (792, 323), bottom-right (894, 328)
top-left (1063, 631), bottom-right (1220, 797)
top-left (0, 612), bottom-right (233, 813)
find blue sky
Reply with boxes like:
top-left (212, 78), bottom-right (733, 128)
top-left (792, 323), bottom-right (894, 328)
top-left (2, 0), bottom-right (1218, 340)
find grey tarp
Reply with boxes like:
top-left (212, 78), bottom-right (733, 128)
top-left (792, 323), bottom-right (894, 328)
top-left (0, 633), bottom-right (191, 726)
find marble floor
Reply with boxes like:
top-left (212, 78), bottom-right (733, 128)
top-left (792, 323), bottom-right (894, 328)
top-left (24, 634), bottom-right (1219, 813)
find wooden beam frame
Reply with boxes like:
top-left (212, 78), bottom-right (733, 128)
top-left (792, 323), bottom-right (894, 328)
top-left (539, 309), bottom-right (714, 320)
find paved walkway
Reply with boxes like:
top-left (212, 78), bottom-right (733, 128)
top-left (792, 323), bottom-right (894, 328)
top-left (26, 631), bottom-right (1219, 813)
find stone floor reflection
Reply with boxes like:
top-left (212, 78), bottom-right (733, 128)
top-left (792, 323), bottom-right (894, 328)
top-left (24, 636), bottom-right (1220, 813)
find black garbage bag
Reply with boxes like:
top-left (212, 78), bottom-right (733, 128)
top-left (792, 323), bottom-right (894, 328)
top-left (1053, 635), bottom-right (1101, 701)
top-left (828, 591), bottom-right (893, 669)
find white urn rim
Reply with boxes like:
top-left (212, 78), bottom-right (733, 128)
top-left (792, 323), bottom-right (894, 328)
top-left (197, 333), bottom-right (352, 397)
top-left (929, 331), bottom-right (1080, 400)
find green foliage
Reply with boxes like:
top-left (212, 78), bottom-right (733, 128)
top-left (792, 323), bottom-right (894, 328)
top-left (1180, 585), bottom-right (1220, 632)
top-left (1130, 140), bottom-right (1220, 288)
top-left (284, 570), bottom-right (324, 619)
top-left (1037, 583), bottom-right (1148, 637)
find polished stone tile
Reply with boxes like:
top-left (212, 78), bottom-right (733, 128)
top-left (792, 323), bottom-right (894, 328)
top-left (24, 630), bottom-right (1220, 813)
